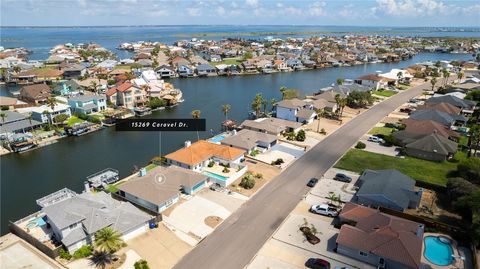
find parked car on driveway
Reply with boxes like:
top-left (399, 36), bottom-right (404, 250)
top-left (368, 135), bottom-right (384, 143)
top-left (307, 178), bottom-right (319, 187)
top-left (306, 258), bottom-right (331, 269)
top-left (310, 204), bottom-right (339, 217)
top-left (333, 173), bottom-right (352, 183)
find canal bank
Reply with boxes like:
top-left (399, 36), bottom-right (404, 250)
top-left (0, 52), bottom-right (473, 235)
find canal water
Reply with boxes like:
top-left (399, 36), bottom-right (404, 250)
top-left (0, 52), bottom-right (473, 234)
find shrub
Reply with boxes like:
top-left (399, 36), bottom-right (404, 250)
top-left (296, 130), bottom-right (306, 141)
top-left (1, 105), bottom-right (9, 111)
top-left (72, 245), bottom-right (93, 259)
top-left (271, 158), bottom-right (284, 166)
top-left (222, 167), bottom-right (230, 173)
top-left (355, 141), bottom-right (366, 149)
top-left (147, 97), bottom-right (167, 109)
top-left (457, 158), bottom-right (480, 184)
top-left (240, 174), bottom-right (256, 189)
top-left (59, 247), bottom-right (72, 260)
top-left (254, 173), bottom-right (263, 179)
top-left (208, 160), bottom-right (215, 167)
top-left (87, 115), bottom-right (101, 124)
top-left (134, 259), bottom-right (150, 269)
top-left (285, 131), bottom-right (296, 141)
top-left (320, 128), bottom-right (327, 135)
top-left (249, 149), bottom-right (259, 157)
top-left (53, 113), bottom-right (69, 124)
top-left (447, 177), bottom-right (478, 202)
top-left (383, 135), bottom-right (400, 147)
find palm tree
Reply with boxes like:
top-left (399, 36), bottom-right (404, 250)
top-left (46, 97), bottom-right (57, 111)
top-left (397, 71), bottom-right (403, 82)
top-left (94, 227), bottom-right (124, 253)
top-left (89, 251), bottom-right (117, 269)
top-left (279, 86), bottom-right (287, 100)
top-left (457, 71), bottom-right (464, 82)
top-left (191, 109), bottom-right (201, 141)
top-left (315, 108), bottom-right (324, 133)
top-left (338, 97), bottom-right (347, 117)
top-left (442, 69), bottom-right (450, 86)
top-left (141, 84), bottom-right (151, 99)
top-left (221, 104), bottom-right (231, 121)
top-left (334, 94), bottom-right (342, 116)
top-left (89, 81), bottom-right (98, 93)
top-left (0, 112), bottom-right (6, 124)
top-left (251, 93), bottom-right (263, 118)
top-left (126, 71), bottom-right (135, 81)
top-left (336, 78), bottom-right (344, 85)
top-left (430, 77), bottom-right (437, 92)
top-left (269, 98), bottom-right (276, 113)
top-left (262, 99), bottom-right (268, 115)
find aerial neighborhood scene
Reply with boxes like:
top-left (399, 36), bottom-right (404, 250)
top-left (1, 1), bottom-right (480, 269)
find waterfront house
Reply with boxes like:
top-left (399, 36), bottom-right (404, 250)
top-left (105, 82), bottom-right (146, 108)
top-left (239, 117), bottom-right (302, 136)
top-left (241, 61), bottom-right (257, 73)
top-left (425, 95), bottom-right (476, 114)
top-left (220, 129), bottom-right (278, 154)
top-left (17, 103), bottom-right (72, 124)
top-left (355, 73), bottom-right (395, 90)
top-left (19, 84), bottom-right (52, 104)
top-left (404, 133), bottom-right (458, 161)
top-left (275, 98), bottom-right (316, 124)
top-left (53, 80), bottom-right (82, 96)
top-left (354, 169), bottom-right (422, 212)
top-left (166, 140), bottom-right (245, 172)
top-left (177, 65), bottom-right (194, 77)
top-left (408, 109), bottom-right (467, 127)
top-left (171, 56), bottom-right (190, 68)
top-left (336, 203), bottom-right (423, 269)
top-left (68, 94), bottom-right (107, 114)
top-left (155, 65), bottom-right (176, 78)
top-left (286, 58), bottom-right (303, 70)
top-left (96, 59), bottom-right (118, 70)
top-left (118, 166), bottom-right (209, 215)
top-left (195, 64), bottom-right (217, 77)
top-left (319, 83), bottom-right (371, 96)
top-left (311, 90), bottom-right (343, 112)
top-left (61, 63), bottom-right (87, 79)
top-left (0, 111), bottom-right (42, 136)
top-left (20, 189), bottom-right (153, 254)
top-left (273, 59), bottom-right (288, 71)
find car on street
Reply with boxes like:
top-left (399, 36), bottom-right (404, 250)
top-left (368, 135), bottom-right (384, 143)
top-left (333, 173), bottom-right (352, 183)
top-left (307, 178), bottom-right (319, 187)
top-left (310, 204), bottom-right (339, 217)
top-left (306, 258), bottom-right (331, 269)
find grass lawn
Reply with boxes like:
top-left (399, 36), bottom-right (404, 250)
top-left (106, 183), bottom-right (120, 193)
top-left (145, 163), bottom-right (158, 171)
top-left (368, 126), bottom-right (395, 136)
top-left (211, 57), bottom-right (242, 66)
top-left (458, 136), bottom-right (469, 147)
top-left (373, 90), bottom-right (397, 97)
top-left (113, 65), bottom-right (132, 70)
top-left (334, 149), bottom-right (466, 186)
top-left (66, 116), bottom-right (84, 127)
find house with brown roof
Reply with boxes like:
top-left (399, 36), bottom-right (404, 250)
top-left (165, 139), bottom-right (246, 172)
top-left (105, 82), bottom-right (145, 108)
top-left (117, 166), bottom-right (209, 214)
top-left (401, 118), bottom-right (460, 141)
top-left (336, 203), bottom-right (424, 269)
top-left (19, 83), bottom-right (52, 104)
top-left (416, 102), bottom-right (461, 115)
top-left (355, 73), bottom-right (395, 90)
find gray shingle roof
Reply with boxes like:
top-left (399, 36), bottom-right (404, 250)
top-left (357, 169), bottom-right (417, 210)
top-left (61, 227), bottom-right (87, 246)
top-left (405, 133), bottom-right (458, 155)
top-left (69, 94), bottom-right (106, 102)
top-left (426, 95), bottom-right (476, 109)
top-left (409, 109), bottom-right (456, 126)
top-left (42, 191), bottom-right (151, 242)
top-left (275, 98), bottom-right (306, 109)
top-left (221, 129), bottom-right (277, 150)
top-left (296, 109), bottom-right (316, 119)
top-left (0, 111), bottom-right (42, 133)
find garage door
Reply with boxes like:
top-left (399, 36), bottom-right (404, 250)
top-left (122, 223), bottom-right (148, 241)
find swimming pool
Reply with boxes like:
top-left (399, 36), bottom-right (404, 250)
top-left (209, 135), bottom-right (226, 143)
top-left (424, 236), bottom-right (454, 266)
top-left (203, 171), bottom-right (228, 182)
top-left (26, 217), bottom-right (47, 229)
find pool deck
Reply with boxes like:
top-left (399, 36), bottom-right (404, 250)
top-left (422, 233), bottom-right (465, 269)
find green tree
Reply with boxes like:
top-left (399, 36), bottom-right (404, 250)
top-left (221, 104), bottom-right (231, 121)
top-left (53, 114), bottom-right (68, 124)
top-left (191, 109), bottom-right (201, 141)
top-left (251, 93), bottom-right (263, 118)
top-left (336, 78), bottom-right (345, 85)
top-left (315, 108), bottom-right (324, 133)
top-left (0, 112), bottom-right (6, 124)
top-left (467, 125), bottom-right (480, 158)
top-left (240, 173), bottom-right (256, 189)
top-left (89, 80), bottom-right (98, 93)
top-left (94, 227), bottom-right (125, 253)
top-left (134, 259), bottom-right (150, 269)
top-left (430, 77), bottom-right (437, 91)
top-left (242, 51), bottom-right (253, 60)
top-left (269, 98), bottom-right (276, 113)
top-left (89, 251), bottom-right (116, 269)
top-left (296, 129), bottom-right (306, 141)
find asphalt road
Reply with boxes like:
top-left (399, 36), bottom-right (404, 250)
top-left (173, 81), bottom-right (436, 269)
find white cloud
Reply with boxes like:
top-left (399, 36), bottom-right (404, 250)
top-left (246, 0), bottom-right (258, 7)
top-left (308, 1), bottom-right (326, 16)
top-left (216, 6), bottom-right (226, 16)
top-left (373, 0), bottom-right (460, 17)
top-left (187, 7), bottom-right (202, 16)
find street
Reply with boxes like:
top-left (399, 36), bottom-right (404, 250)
top-left (173, 80), bottom-right (437, 269)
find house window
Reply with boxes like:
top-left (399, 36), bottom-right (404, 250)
top-left (359, 251), bottom-right (368, 257)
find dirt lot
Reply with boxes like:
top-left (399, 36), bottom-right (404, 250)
top-left (228, 158), bottom-right (281, 197)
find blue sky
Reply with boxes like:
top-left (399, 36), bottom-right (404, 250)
top-left (1, 0), bottom-right (479, 27)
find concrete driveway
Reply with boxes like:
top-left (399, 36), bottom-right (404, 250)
top-left (164, 195), bottom-right (231, 240)
top-left (360, 137), bottom-right (401, 157)
top-left (307, 168), bottom-right (359, 204)
top-left (253, 142), bottom-right (305, 168)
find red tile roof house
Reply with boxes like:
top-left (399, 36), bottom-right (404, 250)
top-left (105, 82), bottom-right (146, 109)
top-left (336, 203), bottom-right (424, 269)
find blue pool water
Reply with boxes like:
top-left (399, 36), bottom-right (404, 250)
top-left (26, 217), bottom-right (47, 229)
top-left (424, 236), bottom-right (454, 266)
top-left (209, 135), bottom-right (226, 143)
top-left (203, 171), bottom-right (228, 181)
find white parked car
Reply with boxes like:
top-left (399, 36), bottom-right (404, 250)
top-left (310, 204), bottom-right (339, 217)
top-left (368, 135), bottom-right (384, 143)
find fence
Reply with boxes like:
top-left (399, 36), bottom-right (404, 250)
top-left (9, 221), bottom-right (62, 259)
